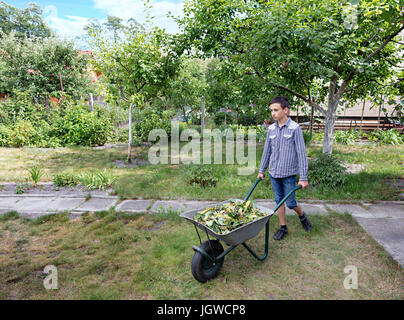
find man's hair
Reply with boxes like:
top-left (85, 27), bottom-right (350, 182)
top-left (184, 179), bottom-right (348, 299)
top-left (270, 96), bottom-right (290, 109)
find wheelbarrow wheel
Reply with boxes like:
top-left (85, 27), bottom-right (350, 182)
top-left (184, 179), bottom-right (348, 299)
top-left (191, 240), bottom-right (224, 283)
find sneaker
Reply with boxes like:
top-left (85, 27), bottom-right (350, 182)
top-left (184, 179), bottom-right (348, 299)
top-left (273, 227), bottom-right (288, 240)
top-left (299, 212), bottom-right (312, 232)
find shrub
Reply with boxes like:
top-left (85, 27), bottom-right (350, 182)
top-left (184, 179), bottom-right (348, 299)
top-left (302, 131), bottom-right (313, 146)
top-left (367, 129), bottom-right (403, 145)
top-left (187, 165), bottom-right (218, 188)
top-left (213, 111), bottom-right (236, 125)
top-left (334, 129), bottom-right (360, 145)
top-left (0, 124), bottom-right (12, 146)
top-left (51, 103), bottom-right (114, 146)
top-left (8, 119), bottom-right (37, 147)
top-left (53, 171), bottom-right (80, 188)
top-left (77, 169), bottom-right (117, 190)
top-left (308, 154), bottom-right (346, 188)
top-left (132, 109), bottom-right (172, 144)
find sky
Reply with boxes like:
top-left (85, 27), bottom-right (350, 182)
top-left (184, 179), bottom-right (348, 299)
top-left (10, 0), bottom-right (184, 41)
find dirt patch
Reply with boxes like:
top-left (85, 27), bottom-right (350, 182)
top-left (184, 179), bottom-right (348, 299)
top-left (342, 162), bottom-right (366, 174)
top-left (113, 159), bottom-right (149, 168)
top-left (385, 178), bottom-right (404, 200)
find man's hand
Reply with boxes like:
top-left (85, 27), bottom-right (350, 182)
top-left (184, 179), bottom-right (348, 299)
top-left (298, 180), bottom-right (309, 189)
top-left (257, 173), bottom-right (265, 180)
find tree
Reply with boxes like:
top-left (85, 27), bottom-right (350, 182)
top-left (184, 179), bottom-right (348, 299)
top-left (88, 26), bottom-right (179, 161)
top-left (177, 0), bottom-right (404, 154)
top-left (0, 32), bottom-right (93, 103)
top-left (0, 2), bottom-right (53, 39)
top-left (166, 58), bottom-right (206, 127)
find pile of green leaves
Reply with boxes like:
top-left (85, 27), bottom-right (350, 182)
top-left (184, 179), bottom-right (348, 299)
top-left (194, 200), bottom-right (268, 234)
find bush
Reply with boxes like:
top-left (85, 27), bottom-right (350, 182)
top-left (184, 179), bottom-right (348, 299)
top-left (367, 129), bottom-right (403, 145)
top-left (334, 129), bottom-right (360, 145)
top-left (51, 103), bottom-right (114, 146)
top-left (213, 111), bottom-right (236, 125)
top-left (53, 171), bottom-right (80, 188)
top-left (8, 119), bottom-right (37, 147)
top-left (187, 165), bottom-right (218, 188)
top-left (308, 154), bottom-right (346, 188)
top-left (0, 124), bottom-right (12, 146)
top-left (0, 90), bottom-right (43, 125)
top-left (302, 131), bottom-right (313, 146)
top-left (132, 109), bottom-right (173, 144)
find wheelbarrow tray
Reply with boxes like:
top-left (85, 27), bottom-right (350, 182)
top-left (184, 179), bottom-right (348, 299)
top-left (180, 199), bottom-right (274, 246)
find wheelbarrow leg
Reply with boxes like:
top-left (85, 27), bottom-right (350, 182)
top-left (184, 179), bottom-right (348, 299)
top-left (241, 220), bottom-right (270, 261)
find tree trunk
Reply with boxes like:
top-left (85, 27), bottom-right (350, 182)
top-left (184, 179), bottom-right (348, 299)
top-left (322, 102), bottom-right (337, 155)
top-left (127, 103), bottom-right (133, 163)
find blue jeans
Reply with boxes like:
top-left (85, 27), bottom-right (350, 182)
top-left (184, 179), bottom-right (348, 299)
top-left (269, 174), bottom-right (298, 210)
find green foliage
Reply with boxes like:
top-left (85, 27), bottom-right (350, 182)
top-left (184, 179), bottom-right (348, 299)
top-left (132, 108), bottom-right (173, 144)
top-left (177, 0), bottom-right (403, 155)
top-left (0, 2), bottom-right (52, 39)
top-left (77, 169), bottom-right (117, 191)
top-left (308, 154), bottom-right (347, 188)
top-left (51, 104), bottom-right (114, 146)
top-left (0, 124), bottom-right (12, 146)
top-left (53, 171), bottom-right (79, 188)
top-left (367, 129), bottom-right (403, 145)
top-left (302, 131), bottom-right (313, 146)
top-left (8, 119), bottom-right (36, 147)
top-left (27, 165), bottom-right (43, 187)
top-left (187, 165), bottom-right (218, 188)
top-left (0, 91), bottom-right (43, 125)
top-left (0, 211), bottom-right (19, 221)
top-left (334, 129), bottom-right (361, 145)
top-left (0, 33), bottom-right (93, 101)
top-left (15, 182), bottom-right (30, 194)
top-left (213, 111), bottom-right (236, 125)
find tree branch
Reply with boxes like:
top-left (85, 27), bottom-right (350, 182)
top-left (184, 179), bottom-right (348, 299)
top-left (252, 66), bottom-right (326, 115)
top-left (336, 25), bottom-right (404, 103)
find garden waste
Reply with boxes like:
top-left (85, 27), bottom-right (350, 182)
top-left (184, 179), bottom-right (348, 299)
top-left (193, 200), bottom-right (268, 235)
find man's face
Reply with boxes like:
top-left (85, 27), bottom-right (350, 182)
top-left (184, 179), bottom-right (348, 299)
top-left (270, 103), bottom-right (288, 121)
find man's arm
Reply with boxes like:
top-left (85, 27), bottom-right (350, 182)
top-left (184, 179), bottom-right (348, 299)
top-left (294, 126), bottom-right (309, 188)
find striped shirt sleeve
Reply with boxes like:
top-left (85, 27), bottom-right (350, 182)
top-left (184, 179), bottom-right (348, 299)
top-left (294, 126), bottom-right (308, 181)
top-left (259, 128), bottom-right (272, 174)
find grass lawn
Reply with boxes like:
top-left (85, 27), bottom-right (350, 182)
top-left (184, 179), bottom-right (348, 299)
top-left (0, 142), bottom-right (403, 201)
top-left (0, 209), bottom-right (403, 299)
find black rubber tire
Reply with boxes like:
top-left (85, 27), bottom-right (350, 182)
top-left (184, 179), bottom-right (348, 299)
top-left (191, 240), bottom-right (224, 283)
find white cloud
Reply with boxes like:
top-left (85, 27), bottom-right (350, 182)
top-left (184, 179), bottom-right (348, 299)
top-left (93, 0), bottom-right (184, 34)
top-left (43, 5), bottom-right (91, 39)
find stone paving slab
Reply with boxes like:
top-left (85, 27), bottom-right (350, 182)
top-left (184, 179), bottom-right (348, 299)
top-left (326, 204), bottom-right (373, 218)
top-left (46, 198), bottom-right (86, 212)
top-left (115, 200), bottom-right (151, 213)
top-left (255, 201), bottom-right (328, 215)
top-left (354, 217), bottom-right (404, 267)
top-left (0, 197), bottom-right (21, 210)
top-left (150, 200), bottom-right (187, 213)
top-left (13, 197), bottom-right (56, 213)
top-left (74, 198), bottom-right (119, 212)
top-left (364, 203), bottom-right (404, 219)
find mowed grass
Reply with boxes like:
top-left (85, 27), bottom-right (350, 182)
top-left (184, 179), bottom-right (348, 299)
top-left (0, 142), bottom-right (403, 201)
top-left (0, 210), bottom-right (403, 300)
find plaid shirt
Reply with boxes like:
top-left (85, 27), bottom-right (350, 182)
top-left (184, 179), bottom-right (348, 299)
top-left (259, 118), bottom-right (308, 181)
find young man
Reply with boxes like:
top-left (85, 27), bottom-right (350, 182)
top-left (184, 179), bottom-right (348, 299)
top-left (257, 96), bottom-right (312, 240)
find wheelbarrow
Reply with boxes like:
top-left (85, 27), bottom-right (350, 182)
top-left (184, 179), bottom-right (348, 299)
top-left (180, 177), bottom-right (302, 283)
